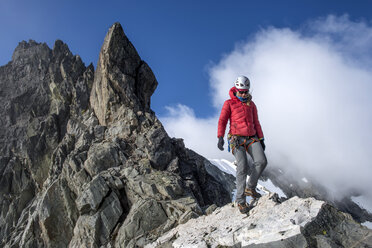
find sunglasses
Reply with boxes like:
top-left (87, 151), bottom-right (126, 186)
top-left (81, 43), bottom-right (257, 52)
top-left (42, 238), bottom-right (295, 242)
top-left (237, 90), bottom-right (248, 94)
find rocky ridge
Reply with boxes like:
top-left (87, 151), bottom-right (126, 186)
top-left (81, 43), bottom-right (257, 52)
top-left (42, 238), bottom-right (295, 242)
top-left (0, 23), bottom-right (234, 247)
top-left (147, 193), bottom-right (372, 247)
top-left (263, 166), bottom-right (372, 223)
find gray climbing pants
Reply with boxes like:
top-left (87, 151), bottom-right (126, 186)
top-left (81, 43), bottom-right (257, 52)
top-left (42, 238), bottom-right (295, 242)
top-left (233, 136), bottom-right (267, 204)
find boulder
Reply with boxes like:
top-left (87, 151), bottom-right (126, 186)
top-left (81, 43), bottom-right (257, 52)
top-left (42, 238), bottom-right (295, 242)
top-left (76, 175), bottom-right (109, 214)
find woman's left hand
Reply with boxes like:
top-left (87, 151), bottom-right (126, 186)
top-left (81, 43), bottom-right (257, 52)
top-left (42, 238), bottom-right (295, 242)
top-left (260, 140), bottom-right (266, 151)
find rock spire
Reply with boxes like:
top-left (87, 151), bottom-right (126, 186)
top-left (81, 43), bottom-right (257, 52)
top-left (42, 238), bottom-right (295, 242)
top-left (90, 22), bottom-right (157, 126)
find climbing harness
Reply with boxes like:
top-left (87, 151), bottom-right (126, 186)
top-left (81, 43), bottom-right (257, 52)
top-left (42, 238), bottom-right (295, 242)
top-left (228, 134), bottom-right (259, 154)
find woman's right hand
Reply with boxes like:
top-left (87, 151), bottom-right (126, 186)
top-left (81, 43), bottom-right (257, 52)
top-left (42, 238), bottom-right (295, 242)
top-left (217, 137), bottom-right (224, 151)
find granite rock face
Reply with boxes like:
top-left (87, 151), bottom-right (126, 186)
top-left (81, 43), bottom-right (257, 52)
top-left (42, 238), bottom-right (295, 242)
top-left (0, 23), bottom-right (232, 247)
top-left (147, 193), bottom-right (372, 248)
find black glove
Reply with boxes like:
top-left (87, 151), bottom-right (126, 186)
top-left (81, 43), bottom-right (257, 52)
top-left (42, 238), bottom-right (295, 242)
top-left (217, 137), bottom-right (224, 151)
top-left (260, 139), bottom-right (266, 151)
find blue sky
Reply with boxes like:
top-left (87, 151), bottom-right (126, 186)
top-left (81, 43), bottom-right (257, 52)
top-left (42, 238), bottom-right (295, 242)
top-left (2, 1), bottom-right (372, 205)
top-left (1, 0), bottom-right (372, 117)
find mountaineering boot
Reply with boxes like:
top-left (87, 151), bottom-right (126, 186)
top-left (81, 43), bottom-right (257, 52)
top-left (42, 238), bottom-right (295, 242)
top-left (245, 188), bottom-right (262, 199)
top-left (238, 202), bottom-right (250, 214)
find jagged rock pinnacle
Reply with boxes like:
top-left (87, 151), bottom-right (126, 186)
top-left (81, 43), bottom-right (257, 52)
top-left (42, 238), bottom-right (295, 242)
top-left (90, 22), bottom-right (158, 126)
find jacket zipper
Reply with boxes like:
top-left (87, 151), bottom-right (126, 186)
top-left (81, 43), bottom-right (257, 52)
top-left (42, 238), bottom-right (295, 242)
top-left (243, 102), bottom-right (250, 128)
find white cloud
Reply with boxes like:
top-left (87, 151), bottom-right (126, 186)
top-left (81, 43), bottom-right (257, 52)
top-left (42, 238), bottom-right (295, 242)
top-left (161, 104), bottom-right (226, 160)
top-left (309, 15), bottom-right (372, 65)
top-left (160, 15), bottom-right (372, 204)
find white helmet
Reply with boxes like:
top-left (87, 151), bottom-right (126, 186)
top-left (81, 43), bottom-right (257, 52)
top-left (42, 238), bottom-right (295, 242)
top-left (234, 76), bottom-right (250, 90)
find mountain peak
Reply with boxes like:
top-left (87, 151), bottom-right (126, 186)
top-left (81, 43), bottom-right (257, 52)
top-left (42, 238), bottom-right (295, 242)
top-left (99, 22), bottom-right (141, 73)
top-left (52, 39), bottom-right (73, 60)
top-left (12, 40), bottom-right (51, 65)
top-left (90, 22), bottom-right (157, 126)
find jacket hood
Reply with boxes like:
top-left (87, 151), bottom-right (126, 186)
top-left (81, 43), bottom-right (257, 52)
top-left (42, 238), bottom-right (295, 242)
top-left (229, 87), bottom-right (252, 102)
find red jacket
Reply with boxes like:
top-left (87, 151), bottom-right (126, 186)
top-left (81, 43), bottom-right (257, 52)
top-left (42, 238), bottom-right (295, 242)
top-left (218, 87), bottom-right (264, 139)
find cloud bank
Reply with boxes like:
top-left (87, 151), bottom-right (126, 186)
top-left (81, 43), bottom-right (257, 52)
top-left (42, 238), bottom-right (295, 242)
top-left (160, 15), bottom-right (372, 203)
